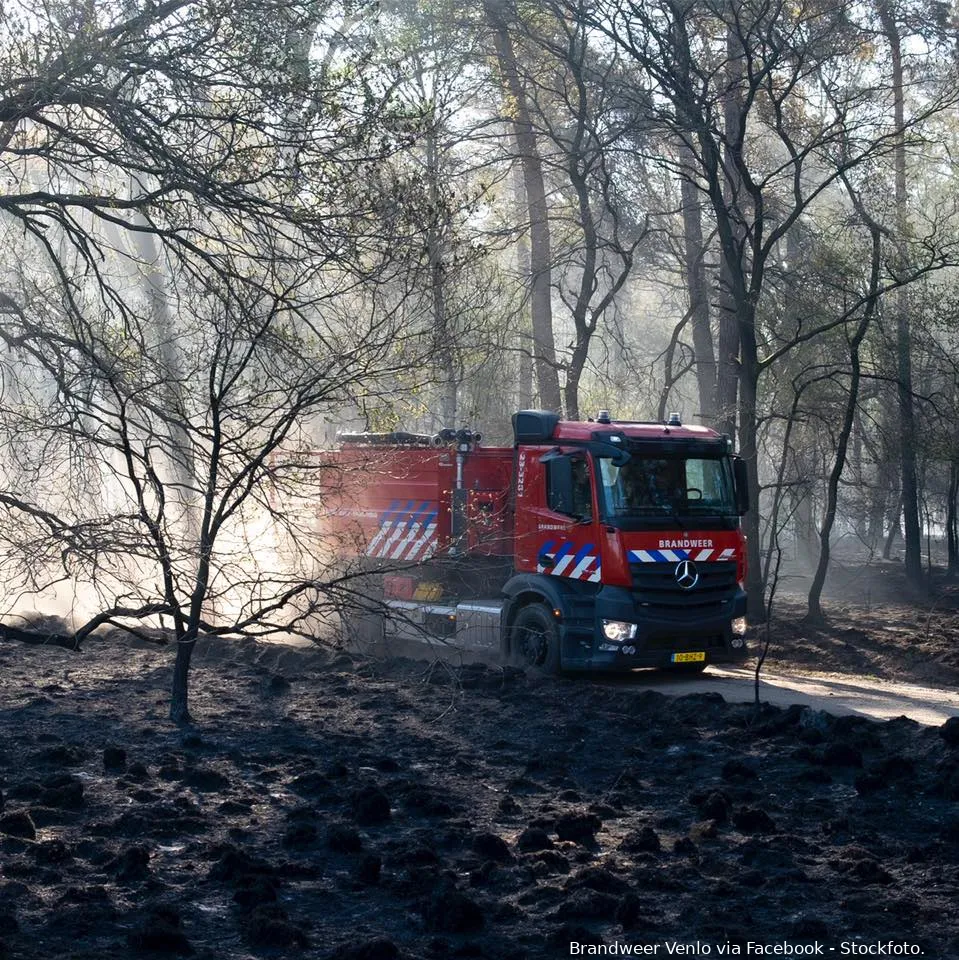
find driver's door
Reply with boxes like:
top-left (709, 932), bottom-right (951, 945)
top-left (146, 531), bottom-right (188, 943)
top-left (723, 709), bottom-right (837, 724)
top-left (530, 451), bottom-right (602, 583)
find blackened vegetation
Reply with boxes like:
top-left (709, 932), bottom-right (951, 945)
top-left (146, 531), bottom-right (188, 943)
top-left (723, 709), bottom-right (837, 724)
top-left (0, 634), bottom-right (958, 959)
top-left (0, 619), bottom-right (77, 651)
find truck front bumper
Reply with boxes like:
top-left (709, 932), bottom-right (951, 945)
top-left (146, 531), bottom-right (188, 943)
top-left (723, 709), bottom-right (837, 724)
top-left (575, 584), bottom-right (749, 671)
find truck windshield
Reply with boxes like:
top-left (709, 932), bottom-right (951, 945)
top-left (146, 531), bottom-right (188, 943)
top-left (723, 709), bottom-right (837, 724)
top-left (596, 455), bottom-right (736, 519)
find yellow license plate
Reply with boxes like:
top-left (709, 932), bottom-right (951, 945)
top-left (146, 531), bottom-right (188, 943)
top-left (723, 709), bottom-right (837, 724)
top-left (671, 652), bottom-right (706, 663)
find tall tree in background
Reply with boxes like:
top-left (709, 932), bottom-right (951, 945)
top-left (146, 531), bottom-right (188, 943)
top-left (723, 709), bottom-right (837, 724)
top-left (524, 0), bottom-right (650, 419)
top-left (378, 1), bottom-right (515, 429)
top-left (484, 0), bottom-right (563, 412)
top-left (714, 15), bottom-right (746, 441)
top-left (678, 140), bottom-right (718, 421)
top-left (807, 181), bottom-right (884, 620)
top-left (877, 0), bottom-right (922, 587)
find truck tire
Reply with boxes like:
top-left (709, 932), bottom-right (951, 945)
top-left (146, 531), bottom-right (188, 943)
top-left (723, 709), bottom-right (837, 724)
top-left (509, 604), bottom-right (561, 675)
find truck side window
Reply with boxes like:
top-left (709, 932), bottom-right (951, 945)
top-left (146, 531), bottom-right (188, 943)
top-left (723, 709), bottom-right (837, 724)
top-left (547, 455), bottom-right (592, 519)
top-left (570, 458), bottom-right (592, 519)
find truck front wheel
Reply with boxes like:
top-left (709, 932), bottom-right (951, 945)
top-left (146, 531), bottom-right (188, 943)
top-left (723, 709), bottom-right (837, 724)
top-left (509, 604), bottom-right (561, 674)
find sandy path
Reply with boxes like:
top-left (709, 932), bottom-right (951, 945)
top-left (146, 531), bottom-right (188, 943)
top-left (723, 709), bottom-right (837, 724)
top-left (606, 664), bottom-right (959, 725)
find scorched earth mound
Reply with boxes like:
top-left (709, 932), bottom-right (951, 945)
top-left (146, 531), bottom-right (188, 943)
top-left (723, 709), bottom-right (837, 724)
top-left (0, 633), bottom-right (958, 959)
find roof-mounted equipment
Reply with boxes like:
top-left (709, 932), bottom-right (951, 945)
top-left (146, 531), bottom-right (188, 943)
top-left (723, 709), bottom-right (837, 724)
top-left (512, 410), bottom-right (560, 444)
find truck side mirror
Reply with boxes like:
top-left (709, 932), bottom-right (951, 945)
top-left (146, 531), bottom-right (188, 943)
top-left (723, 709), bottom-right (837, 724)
top-left (542, 452), bottom-right (574, 515)
top-left (733, 457), bottom-right (749, 516)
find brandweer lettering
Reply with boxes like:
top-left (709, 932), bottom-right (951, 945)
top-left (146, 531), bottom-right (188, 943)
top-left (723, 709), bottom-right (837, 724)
top-left (658, 539), bottom-right (714, 549)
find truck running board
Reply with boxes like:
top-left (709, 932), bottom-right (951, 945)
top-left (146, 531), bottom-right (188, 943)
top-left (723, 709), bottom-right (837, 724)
top-left (383, 599), bottom-right (504, 652)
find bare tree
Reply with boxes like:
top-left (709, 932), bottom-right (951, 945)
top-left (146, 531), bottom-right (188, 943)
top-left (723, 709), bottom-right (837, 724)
top-left (807, 183), bottom-right (884, 621)
top-left (0, 0), bottom-right (437, 722)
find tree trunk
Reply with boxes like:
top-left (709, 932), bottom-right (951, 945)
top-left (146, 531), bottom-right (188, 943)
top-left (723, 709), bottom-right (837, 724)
top-left (518, 324), bottom-right (533, 410)
top-left (794, 485), bottom-right (818, 569)
top-left (882, 495), bottom-right (902, 559)
top-left (877, 0), bottom-right (922, 588)
top-left (894, 260), bottom-right (921, 579)
top-left (170, 637), bottom-right (196, 724)
top-left (681, 8), bottom-right (762, 612)
top-left (130, 217), bottom-right (203, 715)
top-left (485, 0), bottom-right (562, 413)
top-left (657, 311), bottom-right (692, 421)
top-left (701, 17), bottom-right (759, 607)
top-left (865, 382), bottom-right (897, 552)
top-left (563, 157), bottom-right (597, 422)
top-left (679, 140), bottom-right (716, 421)
top-left (867, 481), bottom-right (888, 554)
top-left (850, 407), bottom-right (868, 544)
top-left (510, 142), bottom-right (534, 410)
top-left (738, 313), bottom-right (764, 615)
top-left (715, 238), bottom-right (741, 440)
top-left (425, 116), bottom-right (456, 427)
top-left (715, 24), bottom-right (745, 440)
top-left (948, 460), bottom-right (958, 577)
top-left (564, 341), bottom-right (588, 422)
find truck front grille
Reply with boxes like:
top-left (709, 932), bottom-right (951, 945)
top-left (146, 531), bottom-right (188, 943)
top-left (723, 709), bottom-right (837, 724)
top-left (643, 634), bottom-right (727, 651)
top-left (630, 560), bottom-right (738, 617)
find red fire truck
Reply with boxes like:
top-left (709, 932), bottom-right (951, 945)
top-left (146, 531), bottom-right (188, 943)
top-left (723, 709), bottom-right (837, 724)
top-left (324, 410), bottom-right (749, 673)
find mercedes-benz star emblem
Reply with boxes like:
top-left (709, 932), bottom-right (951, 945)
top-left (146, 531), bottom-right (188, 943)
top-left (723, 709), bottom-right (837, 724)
top-left (674, 559), bottom-right (699, 590)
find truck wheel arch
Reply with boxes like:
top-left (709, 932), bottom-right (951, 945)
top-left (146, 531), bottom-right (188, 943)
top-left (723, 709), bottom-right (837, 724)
top-left (508, 603), bottom-right (561, 674)
top-left (500, 574), bottom-right (569, 662)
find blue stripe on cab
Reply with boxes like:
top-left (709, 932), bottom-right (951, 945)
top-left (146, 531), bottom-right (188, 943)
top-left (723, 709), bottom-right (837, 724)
top-left (552, 541), bottom-right (574, 562)
top-left (537, 540), bottom-right (557, 567)
top-left (571, 542), bottom-right (595, 566)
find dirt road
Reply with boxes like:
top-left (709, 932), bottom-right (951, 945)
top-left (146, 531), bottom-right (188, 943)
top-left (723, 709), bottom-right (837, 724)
top-left (608, 664), bottom-right (959, 725)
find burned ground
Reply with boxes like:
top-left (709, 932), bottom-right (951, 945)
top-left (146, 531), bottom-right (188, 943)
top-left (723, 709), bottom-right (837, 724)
top-left (1, 616), bottom-right (959, 960)
top-left (766, 561), bottom-right (959, 687)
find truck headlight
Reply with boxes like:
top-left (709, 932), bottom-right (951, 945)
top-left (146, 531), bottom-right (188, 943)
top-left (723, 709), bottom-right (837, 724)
top-left (732, 617), bottom-right (748, 636)
top-left (602, 620), bottom-right (638, 642)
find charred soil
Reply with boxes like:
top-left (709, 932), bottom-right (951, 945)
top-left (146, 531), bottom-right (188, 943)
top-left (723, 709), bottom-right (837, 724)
top-left (1, 620), bottom-right (958, 959)
top-left (768, 561), bottom-right (959, 687)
